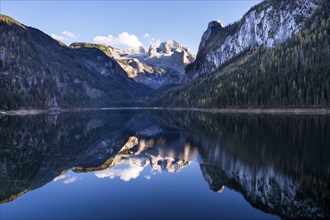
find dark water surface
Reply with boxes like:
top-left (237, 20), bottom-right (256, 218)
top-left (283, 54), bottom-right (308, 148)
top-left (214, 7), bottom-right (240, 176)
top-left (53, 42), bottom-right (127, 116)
top-left (0, 110), bottom-right (329, 219)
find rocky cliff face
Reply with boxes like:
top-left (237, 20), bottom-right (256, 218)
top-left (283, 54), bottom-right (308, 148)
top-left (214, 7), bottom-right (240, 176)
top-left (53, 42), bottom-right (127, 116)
top-left (187, 0), bottom-right (324, 79)
top-left (148, 40), bottom-right (195, 65)
top-left (0, 15), bottom-right (151, 110)
top-left (149, 1), bottom-right (330, 108)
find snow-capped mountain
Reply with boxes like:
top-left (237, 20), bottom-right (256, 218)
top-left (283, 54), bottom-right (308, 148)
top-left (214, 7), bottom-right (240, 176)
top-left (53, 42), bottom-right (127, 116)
top-left (68, 40), bottom-right (195, 89)
top-left (148, 40), bottom-right (195, 65)
top-left (93, 135), bottom-right (196, 180)
top-left (187, 0), bottom-right (324, 79)
top-left (113, 40), bottom-right (195, 89)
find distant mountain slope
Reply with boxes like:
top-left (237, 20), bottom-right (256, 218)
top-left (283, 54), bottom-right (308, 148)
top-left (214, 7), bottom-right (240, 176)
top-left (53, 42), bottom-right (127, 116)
top-left (0, 15), bottom-right (151, 110)
top-left (187, 0), bottom-right (325, 79)
top-left (72, 40), bottom-right (195, 89)
top-left (150, 1), bottom-right (330, 107)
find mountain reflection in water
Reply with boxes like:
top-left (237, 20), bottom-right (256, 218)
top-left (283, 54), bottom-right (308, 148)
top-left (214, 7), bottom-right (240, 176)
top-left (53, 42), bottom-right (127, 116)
top-left (0, 110), bottom-right (329, 219)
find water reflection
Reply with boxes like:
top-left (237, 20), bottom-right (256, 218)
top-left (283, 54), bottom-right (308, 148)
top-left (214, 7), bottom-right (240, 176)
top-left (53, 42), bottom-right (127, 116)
top-left (90, 135), bottom-right (198, 182)
top-left (0, 110), bottom-right (329, 219)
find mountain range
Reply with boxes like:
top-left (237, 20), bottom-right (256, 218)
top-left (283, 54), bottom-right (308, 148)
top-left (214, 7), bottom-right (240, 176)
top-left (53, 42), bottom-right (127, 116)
top-left (0, 0), bottom-right (329, 110)
top-left (70, 40), bottom-right (195, 89)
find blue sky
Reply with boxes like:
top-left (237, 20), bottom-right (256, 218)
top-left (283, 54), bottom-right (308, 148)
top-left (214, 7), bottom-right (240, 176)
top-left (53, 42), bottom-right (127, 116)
top-left (1, 0), bottom-right (262, 53)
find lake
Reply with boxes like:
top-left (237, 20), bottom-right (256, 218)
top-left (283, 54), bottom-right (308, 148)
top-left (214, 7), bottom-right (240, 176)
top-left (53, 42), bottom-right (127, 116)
top-left (0, 110), bottom-right (329, 219)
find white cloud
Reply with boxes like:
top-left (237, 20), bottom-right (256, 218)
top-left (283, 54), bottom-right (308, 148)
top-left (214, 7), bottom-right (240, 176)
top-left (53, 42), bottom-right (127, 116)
top-left (94, 157), bottom-right (162, 182)
top-left (51, 31), bottom-right (76, 41)
top-left (144, 175), bottom-right (151, 180)
top-left (51, 33), bottom-right (65, 41)
top-left (143, 33), bottom-right (150, 38)
top-left (53, 174), bottom-right (67, 181)
top-left (93, 35), bottom-right (113, 46)
top-left (93, 32), bottom-right (143, 49)
top-left (64, 177), bottom-right (77, 184)
top-left (95, 165), bottom-right (145, 182)
top-left (142, 33), bottom-right (160, 46)
top-left (62, 31), bottom-right (75, 38)
top-left (53, 173), bottom-right (79, 184)
top-left (151, 38), bottom-right (161, 45)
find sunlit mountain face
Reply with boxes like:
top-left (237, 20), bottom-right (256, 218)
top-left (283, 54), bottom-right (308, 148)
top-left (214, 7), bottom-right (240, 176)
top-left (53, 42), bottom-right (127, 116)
top-left (0, 110), bottom-right (329, 219)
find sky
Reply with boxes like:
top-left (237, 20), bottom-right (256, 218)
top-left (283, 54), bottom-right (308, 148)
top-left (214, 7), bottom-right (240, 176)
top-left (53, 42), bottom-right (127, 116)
top-left (0, 0), bottom-right (262, 54)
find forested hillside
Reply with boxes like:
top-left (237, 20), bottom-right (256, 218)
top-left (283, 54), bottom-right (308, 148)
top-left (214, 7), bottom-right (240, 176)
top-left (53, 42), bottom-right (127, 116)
top-left (150, 3), bottom-right (330, 107)
top-left (0, 15), bottom-right (151, 111)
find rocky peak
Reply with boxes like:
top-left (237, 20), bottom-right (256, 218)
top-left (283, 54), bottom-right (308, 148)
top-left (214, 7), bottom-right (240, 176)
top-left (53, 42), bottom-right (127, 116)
top-left (69, 42), bottom-right (116, 57)
top-left (148, 43), bottom-right (159, 57)
top-left (198, 19), bottom-right (225, 52)
top-left (0, 14), bottom-right (27, 30)
top-left (124, 46), bottom-right (147, 55)
top-left (157, 40), bottom-right (180, 54)
top-left (208, 19), bottom-right (224, 29)
top-left (147, 40), bottom-right (195, 64)
top-left (148, 40), bottom-right (191, 55)
top-left (188, 0), bottom-right (325, 79)
top-left (70, 42), bottom-right (130, 59)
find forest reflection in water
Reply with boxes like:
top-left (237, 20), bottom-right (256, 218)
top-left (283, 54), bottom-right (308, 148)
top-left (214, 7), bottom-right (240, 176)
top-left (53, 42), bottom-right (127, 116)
top-left (0, 110), bottom-right (329, 219)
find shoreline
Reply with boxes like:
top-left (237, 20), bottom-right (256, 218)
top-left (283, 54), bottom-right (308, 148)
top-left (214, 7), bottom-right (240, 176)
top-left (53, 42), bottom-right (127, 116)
top-left (1, 107), bottom-right (330, 116)
top-left (168, 107), bottom-right (330, 115)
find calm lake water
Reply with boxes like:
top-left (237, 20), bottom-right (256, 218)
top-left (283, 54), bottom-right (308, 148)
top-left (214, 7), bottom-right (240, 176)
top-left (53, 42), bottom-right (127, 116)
top-left (0, 110), bottom-right (329, 219)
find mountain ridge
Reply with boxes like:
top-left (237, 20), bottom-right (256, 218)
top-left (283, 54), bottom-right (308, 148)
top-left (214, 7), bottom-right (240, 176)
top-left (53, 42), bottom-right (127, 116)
top-left (187, 0), bottom-right (325, 79)
top-left (68, 39), bottom-right (195, 89)
top-left (1, 0), bottom-right (329, 110)
top-left (0, 14), bottom-right (151, 110)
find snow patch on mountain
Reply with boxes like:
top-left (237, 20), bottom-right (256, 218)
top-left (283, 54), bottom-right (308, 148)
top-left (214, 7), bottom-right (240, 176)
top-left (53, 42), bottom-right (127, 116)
top-left (113, 40), bottom-right (195, 89)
